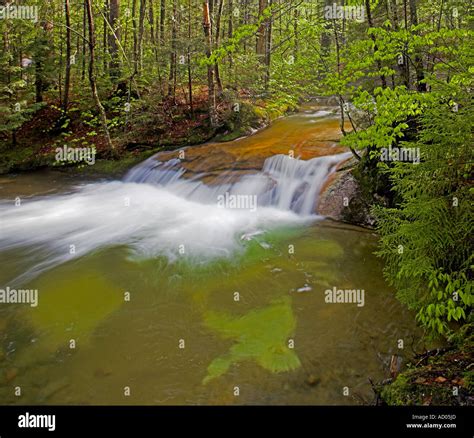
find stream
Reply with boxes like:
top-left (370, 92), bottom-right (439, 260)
top-left (0, 103), bottom-right (419, 405)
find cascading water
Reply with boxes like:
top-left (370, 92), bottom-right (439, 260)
top-left (0, 150), bottom-right (350, 284)
top-left (123, 151), bottom-right (351, 215)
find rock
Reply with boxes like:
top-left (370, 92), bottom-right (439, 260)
top-left (306, 375), bottom-right (321, 386)
top-left (317, 167), bottom-right (376, 228)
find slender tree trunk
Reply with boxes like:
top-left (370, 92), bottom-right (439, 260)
top-left (82, 0), bottom-right (87, 81)
top-left (203, 0), bottom-right (217, 127)
top-left (409, 0), bottom-right (426, 91)
top-left (137, 0), bottom-right (146, 72)
top-left (148, 0), bottom-right (158, 63)
top-left (63, 0), bottom-right (71, 112)
top-left (132, 0), bottom-right (139, 75)
top-left (103, 0), bottom-right (108, 72)
top-left (35, 40), bottom-right (44, 102)
top-left (402, 0), bottom-right (410, 88)
top-left (108, 0), bottom-right (121, 82)
top-left (58, 27), bottom-right (63, 104)
top-left (264, 0), bottom-right (272, 90)
top-left (256, 0), bottom-right (268, 59)
top-left (168, 0), bottom-right (177, 99)
top-left (160, 0), bottom-right (166, 44)
top-left (293, 3), bottom-right (298, 62)
top-left (214, 0), bottom-right (224, 95)
top-left (365, 0), bottom-right (387, 88)
top-left (319, 0), bottom-right (332, 78)
top-left (85, 0), bottom-right (113, 150)
top-left (187, 0), bottom-right (193, 116)
top-left (228, 0), bottom-right (233, 71)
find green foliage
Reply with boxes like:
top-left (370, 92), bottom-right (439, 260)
top-left (374, 93), bottom-right (473, 339)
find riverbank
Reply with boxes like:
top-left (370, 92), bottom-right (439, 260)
top-left (377, 324), bottom-right (473, 406)
top-left (0, 89), bottom-right (298, 176)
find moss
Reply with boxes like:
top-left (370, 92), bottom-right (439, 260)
top-left (381, 375), bottom-right (412, 405)
top-left (0, 144), bottom-right (52, 174)
top-left (380, 324), bottom-right (474, 406)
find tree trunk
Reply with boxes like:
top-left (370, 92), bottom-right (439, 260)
top-left (160, 0), bottom-right (166, 44)
top-left (203, 0), bottom-right (217, 127)
top-left (103, 0), bottom-right (108, 72)
top-left (82, 0), bottom-right (87, 81)
top-left (85, 0), bottom-right (113, 150)
top-left (264, 0), bottom-right (272, 90)
top-left (256, 0), bottom-right (268, 59)
top-left (108, 0), bottom-right (120, 82)
top-left (132, 0), bottom-right (138, 75)
top-left (138, 0), bottom-right (146, 72)
top-left (409, 0), bottom-right (426, 91)
top-left (293, 3), bottom-right (298, 61)
top-left (214, 0), bottom-right (224, 95)
top-left (319, 0), bottom-right (332, 77)
top-left (63, 0), bottom-right (71, 112)
top-left (365, 0), bottom-right (387, 88)
top-left (187, 0), bottom-right (193, 116)
top-left (402, 0), bottom-right (410, 88)
top-left (148, 0), bottom-right (158, 62)
top-left (228, 0), bottom-right (233, 70)
top-left (168, 0), bottom-right (178, 100)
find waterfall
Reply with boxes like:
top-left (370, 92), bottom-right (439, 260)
top-left (0, 151), bottom-right (350, 284)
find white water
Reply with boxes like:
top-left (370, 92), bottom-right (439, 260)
top-left (0, 152), bottom-right (350, 283)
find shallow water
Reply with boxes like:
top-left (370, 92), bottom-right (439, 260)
top-left (0, 105), bottom-right (420, 405)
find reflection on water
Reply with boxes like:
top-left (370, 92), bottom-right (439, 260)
top-left (203, 296), bottom-right (300, 384)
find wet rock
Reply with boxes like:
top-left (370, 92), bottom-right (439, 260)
top-left (306, 375), bottom-right (321, 386)
top-left (318, 166), bottom-right (376, 228)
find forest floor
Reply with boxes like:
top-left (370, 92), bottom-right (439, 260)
top-left (377, 324), bottom-right (474, 406)
top-left (0, 88), bottom-right (294, 176)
